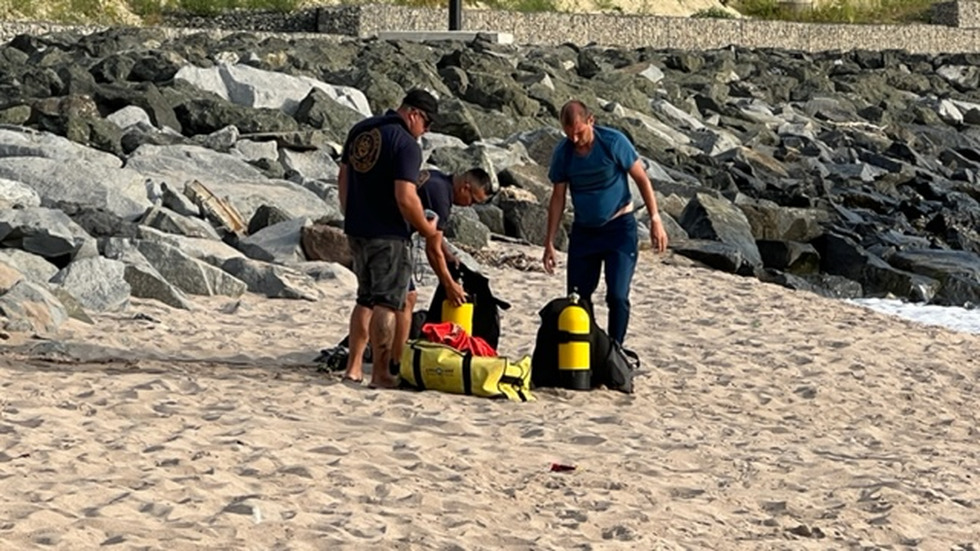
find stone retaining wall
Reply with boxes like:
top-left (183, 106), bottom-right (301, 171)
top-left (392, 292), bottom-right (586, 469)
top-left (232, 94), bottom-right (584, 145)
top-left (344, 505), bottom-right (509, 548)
top-left (4, 3), bottom-right (980, 54)
top-left (340, 4), bottom-right (980, 53)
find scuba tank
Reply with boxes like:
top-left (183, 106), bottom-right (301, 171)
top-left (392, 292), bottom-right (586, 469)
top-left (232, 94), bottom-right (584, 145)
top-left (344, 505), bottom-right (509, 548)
top-left (558, 291), bottom-right (591, 390)
top-left (441, 277), bottom-right (474, 335)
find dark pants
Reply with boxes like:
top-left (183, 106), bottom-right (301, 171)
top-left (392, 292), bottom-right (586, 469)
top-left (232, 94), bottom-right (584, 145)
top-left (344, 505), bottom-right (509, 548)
top-left (566, 214), bottom-right (638, 345)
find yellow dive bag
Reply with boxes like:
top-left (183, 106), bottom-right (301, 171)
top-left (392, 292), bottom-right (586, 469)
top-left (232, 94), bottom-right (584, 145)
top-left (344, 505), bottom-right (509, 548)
top-left (400, 340), bottom-right (534, 402)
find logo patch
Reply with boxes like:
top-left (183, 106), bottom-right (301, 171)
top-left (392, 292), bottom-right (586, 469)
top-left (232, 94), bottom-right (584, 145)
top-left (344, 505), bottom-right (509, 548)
top-left (349, 128), bottom-right (382, 173)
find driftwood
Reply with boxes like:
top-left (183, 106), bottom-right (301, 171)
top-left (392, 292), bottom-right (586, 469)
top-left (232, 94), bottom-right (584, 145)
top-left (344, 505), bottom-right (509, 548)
top-left (182, 180), bottom-right (247, 236)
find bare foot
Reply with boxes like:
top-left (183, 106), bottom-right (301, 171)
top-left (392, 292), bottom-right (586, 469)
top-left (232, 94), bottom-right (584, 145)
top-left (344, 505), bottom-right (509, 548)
top-left (342, 368), bottom-right (363, 382)
top-left (341, 375), bottom-right (363, 387)
top-left (368, 374), bottom-right (400, 389)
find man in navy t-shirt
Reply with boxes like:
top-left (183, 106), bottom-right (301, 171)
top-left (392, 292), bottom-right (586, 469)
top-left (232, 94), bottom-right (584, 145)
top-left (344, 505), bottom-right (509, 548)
top-left (339, 88), bottom-right (462, 388)
top-left (543, 100), bottom-right (669, 345)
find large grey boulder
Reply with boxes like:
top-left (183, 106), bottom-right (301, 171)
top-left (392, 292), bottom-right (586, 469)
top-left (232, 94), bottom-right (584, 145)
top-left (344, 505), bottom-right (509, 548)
top-left (174, 63), bottom-right (372, 117)
top-left (134, 225), bottom-right (245, 268)
top-left (0, 249), bottom-right (58, 283)
top-left (139, 204), bottom-right (220, 240)
top-left (0, 207), bottom-right (95, 264)
top-left (49, 256), bottom-right (130, 312)
top-left (0, 279), bottom-right (69, 335)
top-left (497, 188), bottom-right (568, 251)
top-left (290, 260), bottom-right (357, 289)
top-left (679, 193), bottom-right (763, 271)
top-left (280, 148), bottom-right (339, 182)
top-left (125, 144), bottom-right (333, 222)
top-left (135, 239), bottom-right (247, 297)
top-left (503, 127), bottom-right (564, 167)
top-left (0, 157), bottom-right (150, 219)
top-left (734, 195), bottom-right (828, 242)
top-left (237, 217), bottom-right (311, 264)
top-left (0, 260), bottom-right (23, 292)
top-left (293, 86), bottom-right (366, 143)
top-left (106, 105), bottom-right (153, 130)
top-left (446, 207), bottom-right (490, 250)
top-left (0, 177), bottom-right (41, 208)
top-left (497, 164), bottom-right (552, 203)
top-left (221, 257), bottom-right (320, 301)
top-left (472, 203), bottom-right (505, 235)
top-left (102, 238), bottom-right (195, 310)
top-left (126, 143), bottom-right (270, 181)
top-left (0, 125), bottom-right (123, 168)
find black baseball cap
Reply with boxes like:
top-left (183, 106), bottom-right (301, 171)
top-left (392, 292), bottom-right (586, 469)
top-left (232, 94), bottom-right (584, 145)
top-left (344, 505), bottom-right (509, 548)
top-left (402, 88), bottom-right (439, 125)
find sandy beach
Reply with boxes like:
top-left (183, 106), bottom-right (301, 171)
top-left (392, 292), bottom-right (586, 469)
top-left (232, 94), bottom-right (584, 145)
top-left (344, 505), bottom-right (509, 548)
top-left (1, 242), bottom-right (978, 549)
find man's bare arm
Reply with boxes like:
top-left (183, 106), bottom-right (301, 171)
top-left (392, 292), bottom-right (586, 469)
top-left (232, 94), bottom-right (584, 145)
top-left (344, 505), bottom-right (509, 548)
top-left (338, 163), bottom-right (349, 212)
top-left (628, 160), bottom-right (668, 253)
top-left (395, 180), bottom-right (437, 238)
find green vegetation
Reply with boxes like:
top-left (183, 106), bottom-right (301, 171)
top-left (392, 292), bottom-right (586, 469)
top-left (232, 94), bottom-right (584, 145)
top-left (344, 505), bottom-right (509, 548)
top-left (0, 0), bottom-right (939, 26)
top-left (731, 0), bottom-right (935, 25)
top-left (132, 0), bottom-right (303, 17)
top-left (479, 0), bottom-right (560, 12)
top-left (387, 0), bottom-right (558, 12)
top-left (691, 7), bottom-right (737, 19)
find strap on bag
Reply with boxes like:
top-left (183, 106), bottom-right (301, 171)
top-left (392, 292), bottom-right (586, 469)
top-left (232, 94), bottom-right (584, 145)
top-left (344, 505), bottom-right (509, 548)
top-left (557, 330), bottom-right (591, 344)
top-left (462, 354), bottom-right (473, 395)
top-left (412, 346), bottom-right (426, 391)
top-left (498, 358), bottom-right (531, 402)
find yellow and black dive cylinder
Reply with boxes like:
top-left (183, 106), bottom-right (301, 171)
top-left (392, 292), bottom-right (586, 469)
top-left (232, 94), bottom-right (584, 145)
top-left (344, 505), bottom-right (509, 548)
top-left (558, 292), bottom-right (591, 390)
top-left (441, 279), bottom-right (474, 335)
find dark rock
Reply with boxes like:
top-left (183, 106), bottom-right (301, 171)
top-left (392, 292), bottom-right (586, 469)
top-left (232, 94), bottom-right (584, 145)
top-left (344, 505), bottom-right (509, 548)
top-left (497, 164), bottom-right (552, 203)
top-left (94, 82), bottom-right (182, 133)
top-left (174, 97), bottom-right (299, 136)
top-left (300, 223), bottom-right (351, 268)
top-left (445, 207), bottom-right (490, 250)
top-left (815, 232), bottom-right (940, 301)
top-left (757, 240), bottom-right (820, 274)
top-left (497, 190), bottom-right (567, 251)
top-left (672, 239), bottom-right (754, 276)
top-left (293, 87), bottom-right (364, 143)
top-left (54, 201), bottom-right (138, 240)
top-left (679, 192), bottom-right (762, 269)
top-left (472, 203), bottom-right (505, 235)
top-left (888, 249), bottom-right (980, 306)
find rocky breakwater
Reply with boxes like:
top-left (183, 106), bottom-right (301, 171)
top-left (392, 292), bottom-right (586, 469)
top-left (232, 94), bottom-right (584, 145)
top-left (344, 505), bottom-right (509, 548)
top-left (1, 27), bottom-right (979, 336)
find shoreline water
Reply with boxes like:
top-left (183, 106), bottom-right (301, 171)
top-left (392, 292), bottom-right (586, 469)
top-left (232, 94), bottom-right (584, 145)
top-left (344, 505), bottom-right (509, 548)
top-left (849, 297), bottom-right (980, 336)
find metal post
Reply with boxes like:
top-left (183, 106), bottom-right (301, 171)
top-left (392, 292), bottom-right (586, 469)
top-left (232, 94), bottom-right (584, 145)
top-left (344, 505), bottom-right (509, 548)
top-left (449, 0), bottom-right (462, 31)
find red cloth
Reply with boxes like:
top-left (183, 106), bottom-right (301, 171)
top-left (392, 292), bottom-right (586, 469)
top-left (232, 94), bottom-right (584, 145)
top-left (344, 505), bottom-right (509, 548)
top-left (421, 322), bottom-right (497, 357)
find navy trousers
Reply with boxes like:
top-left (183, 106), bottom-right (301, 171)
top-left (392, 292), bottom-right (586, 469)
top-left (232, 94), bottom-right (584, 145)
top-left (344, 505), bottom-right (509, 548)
top-left (566, 213), bottom-right (638, 345)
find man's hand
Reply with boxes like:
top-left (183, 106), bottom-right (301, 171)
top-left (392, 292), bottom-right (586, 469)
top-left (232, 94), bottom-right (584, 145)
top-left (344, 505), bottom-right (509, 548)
top-left (542, 243), bottom-right (557, 275)
top-left (445, 279), bottom-right (466, 306)
top-left (650, 213), bottom-right (668, 253)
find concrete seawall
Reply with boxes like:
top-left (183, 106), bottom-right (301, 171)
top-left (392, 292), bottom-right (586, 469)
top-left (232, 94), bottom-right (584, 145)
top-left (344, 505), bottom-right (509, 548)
top-left (3, 2), bottom-right (980, 54)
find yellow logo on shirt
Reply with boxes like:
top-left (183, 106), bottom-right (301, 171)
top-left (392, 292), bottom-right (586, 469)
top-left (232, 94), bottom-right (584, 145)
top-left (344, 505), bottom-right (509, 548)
top-left (349, 128), bottom-right (382, 173)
